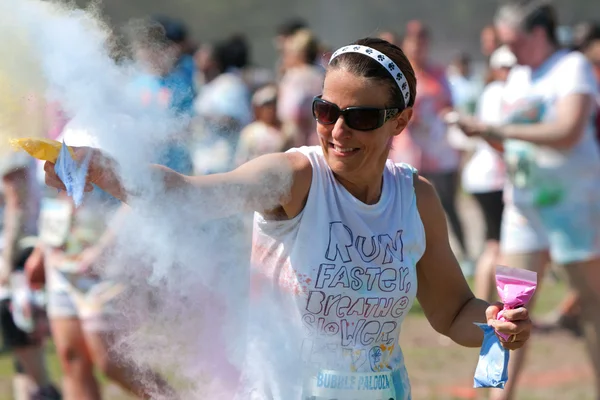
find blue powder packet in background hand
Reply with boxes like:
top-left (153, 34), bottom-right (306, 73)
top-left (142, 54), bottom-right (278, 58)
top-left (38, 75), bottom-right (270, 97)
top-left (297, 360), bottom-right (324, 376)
top-left (54, 140), bottom-right (91, 207)
top-left (473, 322), bottom-right (509, 389)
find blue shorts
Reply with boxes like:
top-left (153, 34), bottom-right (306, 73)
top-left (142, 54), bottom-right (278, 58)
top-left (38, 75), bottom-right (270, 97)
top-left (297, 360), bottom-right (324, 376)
top-left (501, 199), bottom-right (600, 265)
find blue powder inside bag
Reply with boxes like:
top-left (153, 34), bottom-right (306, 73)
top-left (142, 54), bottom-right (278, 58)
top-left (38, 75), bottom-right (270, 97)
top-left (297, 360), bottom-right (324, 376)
top-left (473, 322), bottom-right (509, 389)
top-left (54, 140), bottom-right (91, 207)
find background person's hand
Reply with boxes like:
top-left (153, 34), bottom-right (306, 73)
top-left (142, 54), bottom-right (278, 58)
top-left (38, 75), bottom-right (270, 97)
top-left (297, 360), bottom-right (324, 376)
top-left (486, 302), bottom-right (532, 350)
top-left (455, 115), bottom-right (488, 138)
top-left (76, 246), bottom-right (102, 278)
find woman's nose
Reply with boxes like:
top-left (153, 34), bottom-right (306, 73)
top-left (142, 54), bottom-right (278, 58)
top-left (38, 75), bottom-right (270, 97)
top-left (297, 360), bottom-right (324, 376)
top-left (331, 116), bottom-right (351, 140)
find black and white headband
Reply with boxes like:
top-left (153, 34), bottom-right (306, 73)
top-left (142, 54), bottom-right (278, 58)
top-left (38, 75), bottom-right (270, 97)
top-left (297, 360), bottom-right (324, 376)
top-left (329, 45), bottom-right (411, 106)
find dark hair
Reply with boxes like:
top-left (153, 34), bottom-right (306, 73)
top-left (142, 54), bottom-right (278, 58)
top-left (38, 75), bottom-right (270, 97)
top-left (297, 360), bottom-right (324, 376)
top-left (454, 52), bottom-right (471, 66)
top-left (214, 34), bottom-right (249, 73)
top-left (151, 15), bottom-right (188, 44)
top-left (327, 37), bottom-right (416, 109)
top-left (496, 0), bottom-right (558, 45)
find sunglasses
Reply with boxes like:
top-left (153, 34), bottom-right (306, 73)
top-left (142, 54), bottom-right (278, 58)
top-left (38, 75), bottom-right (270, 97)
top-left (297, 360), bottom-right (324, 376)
top-left (312, 96), bottom-right (401, 131)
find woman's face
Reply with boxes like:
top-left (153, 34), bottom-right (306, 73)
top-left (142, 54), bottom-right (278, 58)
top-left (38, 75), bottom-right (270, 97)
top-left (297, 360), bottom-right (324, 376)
top-left (481, 27), bottom-right (498, 57)
top-left (317, 68), bottom-right (411, 182)
top-left (282, 40), bottom-right (303, 70)
top-left (585, 39), bottom-right (600, 79)
top-left (402, 35), bottom-right (428, 66)
top-left (255, 101), bottom-right (278, 125)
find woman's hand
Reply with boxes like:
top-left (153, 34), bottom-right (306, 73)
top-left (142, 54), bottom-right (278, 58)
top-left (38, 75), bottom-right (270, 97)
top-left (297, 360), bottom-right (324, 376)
top-left (43, 147), bottom-right (123, 198)
top-left (486, 302), bottom-right (532, 350)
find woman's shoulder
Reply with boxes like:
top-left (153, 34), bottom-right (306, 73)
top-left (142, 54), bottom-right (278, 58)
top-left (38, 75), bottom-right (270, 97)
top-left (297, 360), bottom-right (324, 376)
top-left (386, 160), bottom-right (419, 180)
top-left (283, 146), bottom-right (319, 182)
top-left (413, 174), bottom-right (445, 231)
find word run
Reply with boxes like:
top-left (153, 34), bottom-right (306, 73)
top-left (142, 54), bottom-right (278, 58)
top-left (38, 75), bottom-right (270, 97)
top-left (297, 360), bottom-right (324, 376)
top-left (325, 222), bottom-right (404, 265)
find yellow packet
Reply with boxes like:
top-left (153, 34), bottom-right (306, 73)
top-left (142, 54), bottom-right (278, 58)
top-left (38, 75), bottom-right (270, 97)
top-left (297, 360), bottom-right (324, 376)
top-left (9, 138), bottom-right (74, 163)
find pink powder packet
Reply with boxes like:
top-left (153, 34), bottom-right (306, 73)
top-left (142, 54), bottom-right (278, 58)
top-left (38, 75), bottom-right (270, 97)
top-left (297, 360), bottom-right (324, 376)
top-left (495, 266), bottom-right (537, 341)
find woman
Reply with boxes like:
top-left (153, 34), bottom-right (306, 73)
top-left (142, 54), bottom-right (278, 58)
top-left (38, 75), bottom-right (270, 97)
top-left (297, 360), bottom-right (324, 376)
top-left (44, 38), bottom-right (532, 399)
top-left (193, 36), bottom-right (253, 174)
top-left (461, 45), bottom-right (515, 303)
top-left (0, 154), bottom-right (60, 400)
top-left (277, 28), bottom-right (325, 147)
top-left (28, 125), bottom-right (174, 400)
top-left (390, 21), bottom-right (471, 272)
top-left (457, 2), bottom-right (600, 399)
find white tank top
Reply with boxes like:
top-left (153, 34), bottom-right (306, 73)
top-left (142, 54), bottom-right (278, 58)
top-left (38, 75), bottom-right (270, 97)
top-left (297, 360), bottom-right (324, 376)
top-left (247, 146), bottom-right (425, 400)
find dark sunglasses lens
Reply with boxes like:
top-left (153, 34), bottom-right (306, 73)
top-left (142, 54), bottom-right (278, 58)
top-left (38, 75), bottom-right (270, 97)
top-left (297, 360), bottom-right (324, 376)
top-left (345, 109), bottom-right (383, 131)
top-left (313, 100), bottom-right (339, 125)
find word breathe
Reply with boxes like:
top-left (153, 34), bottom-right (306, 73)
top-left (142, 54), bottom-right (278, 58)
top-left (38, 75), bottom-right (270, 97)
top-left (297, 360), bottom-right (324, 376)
top-left (302, 222), bottom-right (414, 350)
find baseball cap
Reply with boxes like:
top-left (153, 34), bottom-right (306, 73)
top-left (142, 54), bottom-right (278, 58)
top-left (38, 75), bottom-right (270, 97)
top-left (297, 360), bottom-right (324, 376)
top-left (489, 45), bottom-right (517, 69)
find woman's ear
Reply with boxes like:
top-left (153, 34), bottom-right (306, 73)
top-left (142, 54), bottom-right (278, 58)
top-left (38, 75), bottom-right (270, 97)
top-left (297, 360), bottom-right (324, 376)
top-left (393, 107), bottom-right (413, 136)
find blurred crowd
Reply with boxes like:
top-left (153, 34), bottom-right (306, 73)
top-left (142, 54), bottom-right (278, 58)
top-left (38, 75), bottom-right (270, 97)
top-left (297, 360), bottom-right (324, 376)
top-left (0, 5), bottom-right (599, 400)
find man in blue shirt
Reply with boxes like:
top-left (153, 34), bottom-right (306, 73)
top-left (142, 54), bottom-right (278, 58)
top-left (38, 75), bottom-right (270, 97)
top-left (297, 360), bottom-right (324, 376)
top-left (127, 18), bottom-right (196, 174)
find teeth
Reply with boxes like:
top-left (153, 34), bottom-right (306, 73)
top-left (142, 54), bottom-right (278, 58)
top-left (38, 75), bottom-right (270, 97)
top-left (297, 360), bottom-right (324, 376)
top-left (333, 145), bottom-right (355, 153)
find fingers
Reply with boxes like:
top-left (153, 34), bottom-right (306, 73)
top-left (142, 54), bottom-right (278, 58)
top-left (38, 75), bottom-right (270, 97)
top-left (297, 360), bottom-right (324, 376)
top-left (496, 327), bottom-right (531, 350)
top-left (485, 302), bottom-right (503, 322)
top-left (490, 316), bottom-right (532, 351)
top-left (490, 317), bottom-right (531, 335)
top-left (487, 304), bottom-right (532, 350)
top-left (500, 307), bottom-right (530, 321)
top-left (43, 162), bottom-right (66, 191)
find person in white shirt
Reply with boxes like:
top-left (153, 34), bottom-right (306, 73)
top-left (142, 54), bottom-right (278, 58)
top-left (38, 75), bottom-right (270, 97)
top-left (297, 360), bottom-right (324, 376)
top-left (0, 154), bottom-right (60, 400)
top-left (461, 46), bottom-right (515, 304)
top-left (457, 2), bottom-right (600, 399)
top-left (42, 37), bottom-right (532, 399)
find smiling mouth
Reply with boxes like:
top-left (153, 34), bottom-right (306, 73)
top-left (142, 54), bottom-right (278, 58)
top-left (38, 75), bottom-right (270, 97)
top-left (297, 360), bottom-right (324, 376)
top-left (329, 142), bottom-right (360, 155)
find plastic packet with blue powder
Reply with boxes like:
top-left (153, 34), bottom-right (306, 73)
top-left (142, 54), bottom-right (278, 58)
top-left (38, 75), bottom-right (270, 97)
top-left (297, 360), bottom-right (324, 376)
top-left (54, 140), bottom-right (91, 207)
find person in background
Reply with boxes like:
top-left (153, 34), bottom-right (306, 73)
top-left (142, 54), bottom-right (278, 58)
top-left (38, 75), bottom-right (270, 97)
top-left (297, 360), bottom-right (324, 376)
top-left (193, 35), bottom-right (253, 174)
top-left (152, 15), bottom-right (196, 82)
top-left (457, 2), bottom-right (600, 399)
top-left (390, 20), bottom-right (472, 273)
top-left (535, 21), bottom-right (600, 337)
top-left (0, 153), bottom-right (60, 400)
top-left (447, 52), bottom-right (482, 116)
top-left (277, 28), bottom-right (325, 146)
top-left (25, 125), bottom-right (175, 400)
top-left (461, 46), bottom-right (515, 303)
top-left (578, 22), bottom-right (600, 144)
top-left (273, 18), bottom-right (309, 79)
top-left (481, 25), bottom-right (500, 61)
top-left (232, 34), bottom-right (275, 94)
top-left (235, 83), bottom-right (295, 166)
top-left (127, 18), bottom-right (195, 175)
top-left (480, 25), bottom-right (501, 88)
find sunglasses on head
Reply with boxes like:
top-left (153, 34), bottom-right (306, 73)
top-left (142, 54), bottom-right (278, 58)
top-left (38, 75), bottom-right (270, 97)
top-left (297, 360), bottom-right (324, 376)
top-left (312, 96), bottom-right (401, 131)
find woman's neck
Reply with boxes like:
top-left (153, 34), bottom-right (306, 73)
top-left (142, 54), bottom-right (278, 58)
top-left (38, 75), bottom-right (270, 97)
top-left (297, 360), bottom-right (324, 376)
top-left (334, 170), bottom-right (385, 205)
